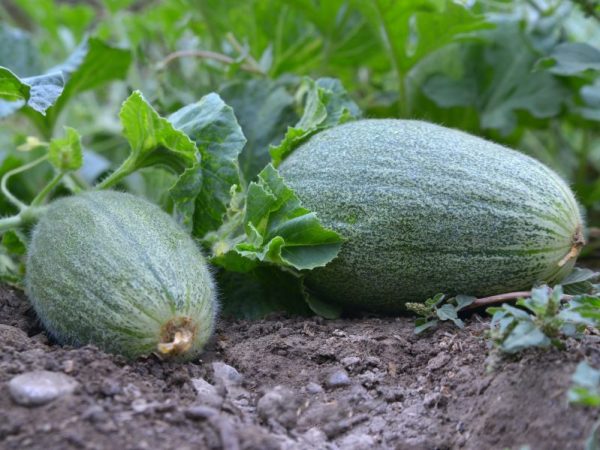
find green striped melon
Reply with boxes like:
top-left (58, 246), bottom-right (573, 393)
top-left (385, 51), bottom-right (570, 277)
top-left (26, 191), bottom-right (217, 360)
top-left (279, 119), bottom-right (584, 313)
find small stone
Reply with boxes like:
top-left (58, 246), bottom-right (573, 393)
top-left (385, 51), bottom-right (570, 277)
top-left (427, 352), bottom-right (450, 371)
top-left (365, 356), bottom-right (381, 367)
top-left (9, 371), bottom-right (78, 406)
top-left (62, 360), bottom-right (75, 374)
top-left (82, 405), bottom-right (109, 423)
top-left (326, 370), bottom-right (351, 388)
top-left (212, 362), bottom-right (243, 387)
top-left (302, 428), bottom-right (328, 447)
top-left (340, 356), bottom-right (361, 368)
top-left (338, 433), bottom-right (375, 450)
top-left (100, 379), bottom-right (122, 397)
top-left (306, 382), bottom-right (323, 394)
top-left (423, 392), bottom-right (448, 408)
top-left (256, 386), bottom-right (299, 429)
top-left (185, 405), bottom-right (219, 420)
top-left (191, 377), bottom-right (222, 408)
top-left (382, 387), bottom-right (405, 403)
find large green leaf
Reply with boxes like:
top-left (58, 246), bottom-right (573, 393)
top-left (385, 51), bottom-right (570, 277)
top-left (27, 38), bottom-right (132, 137)
top-left (119, 91), bottom-right (198, 170)
top-left (220, 77), bottom-right (297, 181)
top-left (169, 93), bottom-right (246, 236)
top-left (0, 67), bottom-right (64, 118)
top-left (235, 164), bottom-right (343, 270)
top-left (98, 91), bottom-right (201, 228)
top-left (354, 0), bottom-right (491, 114)
top-left (0, 24), bottom-right (42, 77)
top-left (423, 23), bottom-right (568, 135)
top-left (270, 77), bottom-right (361, 166)
top-left (544, 43), bottom-right (600, 76)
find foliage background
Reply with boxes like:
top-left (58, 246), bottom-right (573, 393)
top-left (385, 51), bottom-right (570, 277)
top-left (0, 0), bottom-right (599, 315)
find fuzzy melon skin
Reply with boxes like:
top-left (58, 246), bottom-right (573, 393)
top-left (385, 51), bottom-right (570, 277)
top-left (26, 190), bottom-right (217, 360)
top-left (279, 119), bottom-right (583, 313)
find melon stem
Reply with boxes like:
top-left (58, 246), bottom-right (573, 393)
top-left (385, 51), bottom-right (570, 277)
top-left (157, 316), bottom-right (196, 357)
top-left (558, 226), bottom-right (586, 267)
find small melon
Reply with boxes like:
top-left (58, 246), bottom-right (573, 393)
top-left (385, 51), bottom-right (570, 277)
top-left (26, 190), bottom-right (217, 360)
top-left (279, 119), bottom-right (584, 313)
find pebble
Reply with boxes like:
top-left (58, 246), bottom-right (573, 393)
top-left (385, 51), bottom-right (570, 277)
top-left (423, 392), bottom-right (448, 408)
top-left (9, 371), bottom-right (78, 406)
top-left (212, 362), bottom-right (243, 387)
top-left (326, 370), bottom-right (351, 388)
top-left (338, 433), bottom-right (376, 450)
top-left (256, 386), bottom-right (299, 429)
top-left (426, 352), bottom-right (451, 371)
top-left (340, 356), bottom-right (361, 369)
top-left (306, 382), bottom-right (323, 394)
top-left (185, 405), bottom-right (218, 420)
top-left (191, 377), bottom-right (223, 408)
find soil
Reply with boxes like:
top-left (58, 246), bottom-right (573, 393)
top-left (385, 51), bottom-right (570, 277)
top-left (1, 285), bottom-right (599, 450)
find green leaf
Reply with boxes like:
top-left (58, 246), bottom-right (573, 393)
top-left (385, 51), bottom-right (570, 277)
top-left (217, 267), bottom-right (312, 319)
top-left (560, 295), bottom-right (600, 328)
top-left (48, 127), bottom-right (83, 172)
top-left (0, 68), bottom-right (29, 103)
top-left (586, 422), bottom-right (600, 450)
top-left (234, 164), bottom-right (343, 270)
top-left (0, 67), bottom-right (64, 117)
top-left (414, 319), bottom-right (439, 334)
top-left (562, 267), bottom-right (599, 295)
top-left (436, 303), bottom-right (464, 328)
top-left (355, 0), bottom-right (491, 114)
top-left (1, 230), bottom-right (27, 256)
top-left (544, 43), bottom-right (600, 76)
top-left (501, 321), bottom-right (551, 353)
top-left (169, 93), bottom-right (246, 236)
top-left (455, 294), bottom-right (476, 310)
top-left (0, 24), bottom-right (42, 77)
top-left (303, 282), bottom-right (342, 319)
top-left (119, 91), bottom-right (198, 170)
top-left (270, 77), bottom-right (361, 166)
top-left (423, 23), bottom-right (568, 135)
top-left (568, 361), bottom-right (600, 407)
top-left (28, 37), bottom-right (132, 136)
top-left (220, 77), bottom-right (297, 181)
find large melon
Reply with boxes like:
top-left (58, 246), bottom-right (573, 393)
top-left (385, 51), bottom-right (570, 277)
top-left (279, 119), bottom-right (584, 313)
top-left (26, 190), bottom-right (217, 360)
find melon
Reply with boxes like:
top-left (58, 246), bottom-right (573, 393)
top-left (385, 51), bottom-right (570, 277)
top-left (26, 190), bottom-right (217, 360)
top-left (278, 119), bottom-right (584, 313)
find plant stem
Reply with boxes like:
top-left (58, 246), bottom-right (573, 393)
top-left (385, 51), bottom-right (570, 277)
top-left (157, 50), bottom-right (265, 75)
top-left (463, 290), bottom-right (574, 311)
top-left (1, 155), bottom-right (49, 212)
top-left (95, 159), bottom-right (135, 190)
top-left (0, 215), bottom-right (26, 233)
top-left (0, 205), bottom-right (47, 234)
top-left (31, 173), bottom-right (64, 206)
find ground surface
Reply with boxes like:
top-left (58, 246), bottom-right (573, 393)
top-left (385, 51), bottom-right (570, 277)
top-left (1, 285), bottom-right (599, 450)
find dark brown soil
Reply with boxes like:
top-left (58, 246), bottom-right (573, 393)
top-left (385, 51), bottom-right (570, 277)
top-left (1, 285), bottom-right (599, 450)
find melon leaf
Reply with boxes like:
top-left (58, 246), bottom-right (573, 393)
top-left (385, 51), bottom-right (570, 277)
top-left (269, 77), bottom-right (360, 166)
top-left (569, 361), bottom-right (600, 407)
top-left (542, 43), bottom-right (600, 76)
top-left (22, 37), bottom-right (132, 138)
top-left (0, 67), bottom-right (64, 118)
top-left (234, 164), bottom-right (343, 270)
top-left (220, 77), bottom-right (297, 181)
top-left (169, 93), bottom-right (246, 237)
